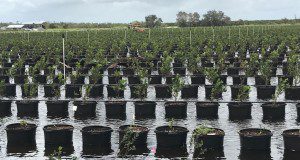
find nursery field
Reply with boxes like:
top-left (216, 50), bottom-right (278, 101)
top-left (0, 25), bottom-right (299, 159)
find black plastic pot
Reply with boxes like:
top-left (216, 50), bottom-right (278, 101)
top-left (0, 100), bottom-right (12, 117)
top-left (44, 124), bottom-right (74, 147)
top-left (227, 67), bottom-right (240, 76)
top-left (130, 85), bottom-right (147, 99)
top-left (6, 123), bottom-right (37, 146)
top-left (165, 102), bottom-right (187, 119)
top-left (14, 75), bottom-right (28, 84)
top-left (108, 76), bottom-right (121, 84)
top-left (118, 125), bottom-right (149, 156)
top-left (33, 75), bottom-right (47, 84)
top-left (191, 75), bottom-right (206, 85)
top-left (173, 62), bottom-right (183, 68)
top-left (44, 84), bottom-right (60, 98)
top-left (228, 102), bottom-right (252, 120)
top-left (65, 84), bottom-right (82, 98)
top-left (256, 85), bottom-right (276, 100)
top-left (82, 126), bottom-right (113, 155)
top-left (297, 103), bottom-right (300, 121)
top-left (261, 102), bottom-right (286, 120)
top-left (16, 100), bottom-right (39, 118)
top-left (0, 75), bottom-right (10, 83)
top-left (21, 84), bottom-right (38, 98)
top-left (87, 85), bottom-right (103, 98)
top-left (192, 128), bottom-right (225, 150)
top-left (255, 76), bottom-right (270, 85)
top-left (0, 84), bottom-right (16, 97)
top-left (134, 101), bottom-right (156, 119)
top-left (155, 126), bottom-right (188, 149)
top-left (89, 77), bottom-right (103, 84)
top-left (196, 102), bottom-right (219, 119)
top-left (282, 62), bottom-right (288, 75)
top-left (106, 85), bottom-right (124, 98)
top-left (155, 85), bottom-right (172, 98)
top-left (285, 86), bottom-right (300, 100)
top-left (202, 62), bottom-right (214, 67)
top-left (149, 75), bottom-right (162, 84)
top-left (173, 68), bottom-right (186, 76)
top-left (232, 75), bottom-right (247, 85)
top-left (215, 75), bottom-right (227, 84)
top-left (181, 85), bottom-right (198, 99)
top-left (165, 75), bottom-right (175, 84)
top-left (231, 85), bottom-right (250, 100)
top-left (105, 101), bottom-right (126, 119)
top-left (239, 128), bottom-right (272, 150)
top-left (46, 100), bottom-right (69, 118)
top-left (73, 101), bottom-right (97, 119)
top-left (282, 129), bottom-right (300, 152)
top-left (70, 75), bottom-right (85, 84)
top-left (205, 85), bottom-right (223, 100)
top-left (5, 123), bottom-right (37, 155)
top-left (278, 75), bottom-right (294, 86)
top-left (122, 68), bottom-right (135, 76)
top-left (128, 76), bottom-right (141, 84)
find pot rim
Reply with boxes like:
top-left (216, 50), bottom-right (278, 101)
top-left (118, 125), bottom-right (149, 133)
top-left (239, 128), bottom-right (272, 137)
top-left (81, 125), bottom-right (113, 133)
top-left (155, 125), bottom-right (189, 134)
top-left (43, 124), bottom-right (74, 131)
top-left (282, 129), bottom-right (300, 137)
top-left (6, 123), bottom-right (37, 131)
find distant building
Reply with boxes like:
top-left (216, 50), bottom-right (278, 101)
top-left (5, 22), bottom-right (46, 31)
top-left (23, 22), bottom-right (46, 31)
top-left (129, 21), bottom-right (142, 29)
top-left (128, 21), bottom-right (145, 32)
top-left (6, 25), bottom-right (24, 30)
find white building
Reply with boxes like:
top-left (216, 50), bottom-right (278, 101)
top-left (5, 22), bottom-right (46, 31)
top-left (6, 25), bottom-right (25, 30)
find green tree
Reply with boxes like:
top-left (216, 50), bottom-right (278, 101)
top-left (201, 10), bottom-right (231, 26)
top-left (176, 11), bottom-right (189, 27)
top-left (188, 12), bottom-right (200, 27)
top-left (145, 15), bottom-right (163, 28)
top-left (48, 23), bottom-right (57, 29)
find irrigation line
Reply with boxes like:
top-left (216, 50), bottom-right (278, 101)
top-left (52, 84), bottom-right (293, 87)
top-left (9, 99), bottom-right (300, 103)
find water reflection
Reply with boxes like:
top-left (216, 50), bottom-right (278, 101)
top-left (82, 147), bottom-right (113, 157)
top-left (155, 147), bottom-right (188, 158)
top-left (44, 145), bottom-right (74, 157)
top-left (7, 144), bottom-right (37, 156)
top-left (239, 150), bottom-right (272, 160)
top-left (118, 145), bottom-right (149, 158)
top-left (193, 149), bottom-right (225, 159)
top-left (283, 150), bottom-right (300, 160)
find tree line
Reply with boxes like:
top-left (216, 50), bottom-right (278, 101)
top-left (1, 9), bottom-right (299, 29)
top-left (144, 10), bottom-right (231, 28)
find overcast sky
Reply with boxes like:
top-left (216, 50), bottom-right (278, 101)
top-left (0, 0), bottom-right (299, 23)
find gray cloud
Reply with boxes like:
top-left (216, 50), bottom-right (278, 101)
top-left (0, 0), bottom-right (299, 23)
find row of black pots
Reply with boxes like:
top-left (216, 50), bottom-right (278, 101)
top-left (155, 84), bottom-right (300, 100)
top-left (0, 100), bottom-right (153, 120)
top-left (1, 100), bottom-right (297, 121)
top-left (51, 84), bottom-right (300, 100)
top-left (1, 73), bottom-right (294, 86)
top-left (1, 68), bottom-right (289, 85)
top-left (169, 102), bottom-right (290, 121)
top-left (6, 123), bottom-right (300, 157)
top-left (4, 123), bottom-right (147, 156)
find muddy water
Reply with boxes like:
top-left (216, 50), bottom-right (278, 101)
top-left (0, 70), bottom-right (299, 160)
